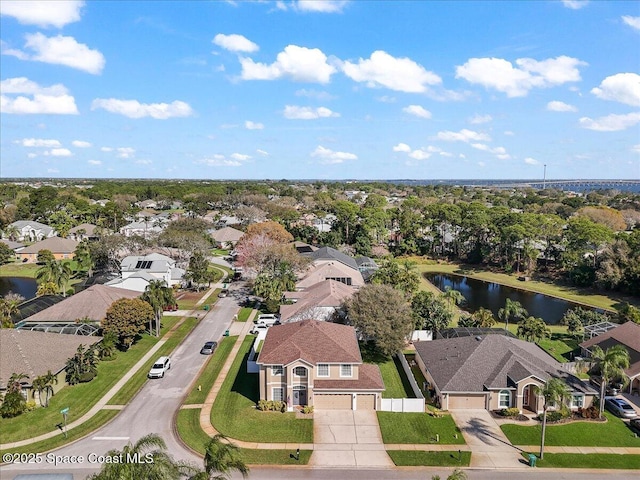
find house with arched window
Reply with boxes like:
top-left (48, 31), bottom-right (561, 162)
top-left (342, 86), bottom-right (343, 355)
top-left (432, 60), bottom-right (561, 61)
top-left (413, 334), bottom-right (597, 413)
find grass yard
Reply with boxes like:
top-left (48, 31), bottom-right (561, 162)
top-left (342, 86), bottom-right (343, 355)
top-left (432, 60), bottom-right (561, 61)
top-left (210, 336), bottom-right (313, 443)
top-left (537, 333), bottom-right (580, 363)
top-left (524, 452), bottom-right (640, 469)
top-left (239, 448), bottom-right (312, 465)
top-left (237, 307), bottom-right (253, 322)
top-left (0, 409), bottom-right (118, 456)
top-left (387, 450), bottom-right (471, 467)
top-left (501, 412), bottom-right (640, 447)
top-left (108, 317), bottom-right (199, 405)
top-left (0, 261), bottom-right (39, 278)
top-left (176, 408), bottom-right (211, 456)
top-left (360, 342), bottom-right (414, 398)
top-left (176, 290), bottom-right (209, 310)
top-left (377, 412), bottom-right (465, 445)
top-left (184, 336), bottom-right (237, 404)
top-left (0, 317), bottom-right (179, 444)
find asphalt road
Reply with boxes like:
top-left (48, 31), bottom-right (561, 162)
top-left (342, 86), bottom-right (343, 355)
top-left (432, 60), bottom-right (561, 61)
top-left (4, 279), bottom-right (248, 479)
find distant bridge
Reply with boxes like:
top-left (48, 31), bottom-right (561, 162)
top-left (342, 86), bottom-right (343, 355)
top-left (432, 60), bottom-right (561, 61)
top-left (475, 179), bottom-right (640, 192)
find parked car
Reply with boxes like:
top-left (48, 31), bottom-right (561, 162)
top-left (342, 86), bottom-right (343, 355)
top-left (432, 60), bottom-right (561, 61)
top-left (605, 397), bottom-right (638, 418)
top-left (148, 356), bottom-right (171, 378)
top-left (250, 324), bottom-right (269, 335)
top-left (254, 314), bottom-right (279, 327)
top-left (589, 376), bottom-right (623, 396)
top-left (630, 418), bottom-right (640, 434)
top-left (218, 289), bottom-right (229, 298)
top-left (200, 341), bottom-right (218, 355)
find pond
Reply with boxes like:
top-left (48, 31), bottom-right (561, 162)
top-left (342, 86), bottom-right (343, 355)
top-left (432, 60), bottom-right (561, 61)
top-left (0, 277), bottom-right (38, 300)
top-left (425, 273), bottom-right (600, 325)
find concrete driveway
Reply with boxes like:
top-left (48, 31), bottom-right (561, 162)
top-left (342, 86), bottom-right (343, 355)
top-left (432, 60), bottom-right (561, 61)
top-left (310, 410), bottom-right (394, 468)
top-left (450, 409), bottom-right (525, 468)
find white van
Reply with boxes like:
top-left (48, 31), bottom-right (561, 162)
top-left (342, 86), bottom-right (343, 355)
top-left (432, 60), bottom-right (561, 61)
top-left (148, 356), bottom-right (171, 378)
top-left (254, 314), bottom-right (279, 327)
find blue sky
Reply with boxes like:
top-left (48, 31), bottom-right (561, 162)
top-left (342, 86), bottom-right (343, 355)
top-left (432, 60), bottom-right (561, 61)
top-left (1, 0), bottom-right (639, 180)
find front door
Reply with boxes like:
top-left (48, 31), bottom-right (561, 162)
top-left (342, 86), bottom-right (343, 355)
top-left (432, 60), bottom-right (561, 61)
top-left (293, 387), bottom-right (307, 406)
top-left (523, 385), bottom-right (530, 408)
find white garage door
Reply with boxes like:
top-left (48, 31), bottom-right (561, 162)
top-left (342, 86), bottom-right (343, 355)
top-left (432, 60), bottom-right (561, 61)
top-left (447, 394), bottom-right (487, 410)
top-left (356, 394), bottom-right (376, 410)
top-left (314, 394), bottom-right (352, 410)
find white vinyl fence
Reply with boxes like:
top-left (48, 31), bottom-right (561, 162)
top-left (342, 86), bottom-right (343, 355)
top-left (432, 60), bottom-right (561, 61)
top-left (380, 398), bottom-right (425, 412)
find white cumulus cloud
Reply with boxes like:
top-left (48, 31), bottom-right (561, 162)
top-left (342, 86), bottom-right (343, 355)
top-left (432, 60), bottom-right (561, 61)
top-left (3, 33), bottom-right (105, 74)
top-left (91, 98), bottom-right (194, 119)
top-left (230, 153), bottom-right (251, 161)
top-left (547, 100), bottom-right (578, 112)
top-left (240, 44), bottom-right (336, 83)
top-left (622, 15), bottom-right (640, 31)
top-left (72, 140), bottom-right (92, 148)
top-left (402, 105), bottom-right (431, 119)
top-left (408, 149), bottom-right (432, 160)
top-left (311, 145), bottom-right (357, 164)
top-left (116, 147), bottom-right (135, 158)
top-left (579, 112), bottom-right (640, 131)
top-left (562, 0), bottom-right (588, 9)
top-left (296, 1), bottom-right (348, 13)
top-left (0, 77), bottom-right (78, 114)
top-left (591, 73), bottom-right (640, 107)
top-left (44, 148), bottom-right (72, 157)
top-left (342, 50), bottom-right (441, 93)
top-left (283, 105), bottom-right (339, 119)
top-left (524, 157), bottom-right (539, 165)
top-left (213, 33), bottom-right (259, 53)
top-left (18, 138), bottom-right (61, 148)
top-left (469, 114), bottom-right (492, 124)
top-left (436, 129), bottom-right (491, 143)
top-left (0, 0), bottom-right (84, 28)
top-left (393, 143), bottom-right (411, 153)
top-left (88, 159), bottom-right (101, 165)
top-left (455, 55), bottom-right (586, 97)
top-left (245, 120), bottom-right (264, 130)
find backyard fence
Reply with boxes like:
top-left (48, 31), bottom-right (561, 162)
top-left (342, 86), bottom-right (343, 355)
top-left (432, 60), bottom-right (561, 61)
top-left (378, 352), bottom-right (425, 412)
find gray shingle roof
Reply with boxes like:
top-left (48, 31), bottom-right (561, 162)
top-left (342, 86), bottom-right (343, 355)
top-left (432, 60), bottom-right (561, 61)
top-left (414, 334), bottom-right (595, 393)
top-left (306, 246), bottom-right (359, 270)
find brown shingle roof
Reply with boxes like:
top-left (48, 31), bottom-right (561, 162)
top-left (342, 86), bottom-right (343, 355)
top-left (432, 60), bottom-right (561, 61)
top-left (580, 322), bottom-right (640, 378)
top-left (257, 320), bottom-right (362, 366)
top-left (314, 363), bottom-right (384, 391)
top-left (24, 285), bottom-right (140, 322)
top-left (0, 330), bottom-right (102, 388)
top-left (20, 237), bottom-right (78, 254)
top-left (280, 280), bottom-right (356, 322)
top-left (210, 226), bottom-right (244, 243)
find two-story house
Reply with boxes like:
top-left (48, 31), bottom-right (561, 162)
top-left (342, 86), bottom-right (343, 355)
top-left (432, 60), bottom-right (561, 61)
top-left (256, 320), bottom-right (384, 411)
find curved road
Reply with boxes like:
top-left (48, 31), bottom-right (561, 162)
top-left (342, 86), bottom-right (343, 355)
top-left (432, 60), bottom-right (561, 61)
top-left (4, 276), bottom-right (248, 479)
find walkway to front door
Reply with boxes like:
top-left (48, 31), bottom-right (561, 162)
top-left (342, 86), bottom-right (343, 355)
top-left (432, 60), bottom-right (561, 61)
top-left (310, 410), bottom-right (394, 468)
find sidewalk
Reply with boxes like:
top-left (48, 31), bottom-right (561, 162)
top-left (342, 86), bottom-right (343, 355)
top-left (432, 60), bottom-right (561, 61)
top-left (0, 283), bottom-right (221, 451)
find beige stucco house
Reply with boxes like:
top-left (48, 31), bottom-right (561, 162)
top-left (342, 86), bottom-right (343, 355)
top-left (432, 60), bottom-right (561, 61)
top-left (414, 334), bottom-right (597, 413)
top-left (18, 237), bottom-right (78, 263)
top-left (256, 320), bottom-right (384, 411)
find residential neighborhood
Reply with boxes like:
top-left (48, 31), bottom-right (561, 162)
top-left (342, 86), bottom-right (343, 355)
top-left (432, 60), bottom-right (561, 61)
top-left (0, 178), bottom-right (639, 479)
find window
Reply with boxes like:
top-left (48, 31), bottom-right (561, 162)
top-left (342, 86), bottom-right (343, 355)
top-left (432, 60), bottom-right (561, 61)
top-left (571, 394), bottom-right (584, 408)
top-left (272, 387), bottom-right (284, 402)
top-left (271, 365), bottom-right (283, 376)
top-left (317, 364), bottom-right (329, 377)
top-left (293, 366), bottom-right (307, 377)
top-left (340, 364), bottom-right (352, 377)
top-left (498, 390), bottom-right (511, 408)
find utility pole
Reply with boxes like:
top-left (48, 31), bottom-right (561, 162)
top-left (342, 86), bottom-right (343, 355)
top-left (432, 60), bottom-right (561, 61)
top-left (543, 164), bottom-right (547, 189)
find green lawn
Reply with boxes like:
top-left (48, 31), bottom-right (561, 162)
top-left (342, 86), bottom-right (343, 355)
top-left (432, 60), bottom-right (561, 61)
top-left (360, 343), bottom-right (414, 398)
top-left (239, 448), bottom-right (312, 465)
top-left (176, 290), bottom-right (210, 310)
top-left (184, 336), bottom-right (237, 404)
top-left (237, 307), bottom-right (253, 322)
top-left (0, 410), bottom-right (118, 456)
top-left (0, 261), bottom-right (39, 278)
top-left (108, 317), bottom-right (199, 405)
top-left (175, 408), bottom-right (211, 456)
top-left (501, 412), bottom-right (640, 447)
top-left (524, 452), bottom-right (640, 469)
top-left (210, 336), bottom-right (313, 443)
top-left (0, 317), bottom-right (179, 444)
top-left (387, 450), bottom-right (471, 467)
top-left (377, 412), bottom-right (465, 444)
top-left (537, 333), bottom-right (580, 363)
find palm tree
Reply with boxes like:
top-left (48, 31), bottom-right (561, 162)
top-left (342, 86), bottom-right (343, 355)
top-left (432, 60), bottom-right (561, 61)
top-left (498, 298), bottom-right (528, 330)
top-left (88, 433), bottom-right (195, 479)
top-left (471, 307), bottom-right (496, 327)
top-left (442, 286), bottom-right (465, 310)
top-left (36, 259), bottom-right (72, 297)
top-left (32, 370), bottom-right (57, 407)
top-left (590, 344), bottom-right (630, 419)
top-left (431, 469), bottom-right (468, 480)
top-left (73, 240), bottom-right (93, 276)
top-left (0, 293), bottom-right (24, 328)
top-left (191, 434), bottom-right (249, 480)
top-left (517, 316), bottom-right (551, 343)
top-left (142, 280), bottom-right (176, 336)
top-left (535, 377), bottom-right (570, 459)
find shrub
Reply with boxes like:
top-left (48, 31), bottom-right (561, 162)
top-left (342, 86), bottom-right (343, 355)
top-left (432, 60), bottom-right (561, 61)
top-left (539, 410), bottom-right (570, 423)
top-left (499, 407), bottom-right (521, 417)
top-left (79, 371), bottom-right (96, 383)
top-left (302, 405), bottom-right (314, 414)
top-left (25, 400), bottom-right (37, 412)
top-left (256, 400), bottom-right (286, 412)
top-left (577, 405), bottom-right (599, 419)
top-left (0, 391), bottom-right (26, 418)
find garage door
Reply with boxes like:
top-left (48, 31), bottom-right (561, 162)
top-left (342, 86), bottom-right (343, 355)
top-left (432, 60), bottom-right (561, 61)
top-left (447, 394), bottom-right (486, 410)
top-left (314, 394), bottom-right (352, 410)
top-left (356, 394), bottom-right (376, 410)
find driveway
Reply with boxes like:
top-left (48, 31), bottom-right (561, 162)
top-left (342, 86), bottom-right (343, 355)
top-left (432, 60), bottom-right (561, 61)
top-left (310, 410), bottom-right (394, 468)
top-left (450, 409), bottom-right (525, 468)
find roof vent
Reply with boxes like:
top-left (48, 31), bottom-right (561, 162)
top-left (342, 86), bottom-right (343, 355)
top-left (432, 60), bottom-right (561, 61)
top-left (475, 336), bottom-right (482, 341)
